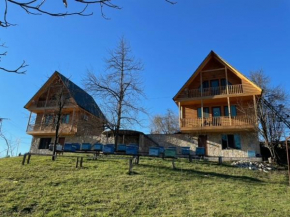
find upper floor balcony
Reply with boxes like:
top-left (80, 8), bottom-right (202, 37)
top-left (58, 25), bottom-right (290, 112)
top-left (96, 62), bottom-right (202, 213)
top-left (180, 115), bottom-right (256, 132)
top-left (26, 123), bottom-right (77, 136)
top-left (27, 99), bottom-right (76, 112)
top-left (179, 84), bottom-right (244, 100)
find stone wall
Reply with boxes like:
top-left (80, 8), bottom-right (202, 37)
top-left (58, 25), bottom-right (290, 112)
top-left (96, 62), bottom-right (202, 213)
top-left (146, 132), bottom-right (260, 158)
top-left (206, 132), bottom-right (260, 157)
top-left (30, 135), bottom-right (103, 154)
top-left (29, 131), bottom-right (260, 158)
top-left (29, 133), bottom-right (156, 154)
top-left (146, 134), bottom-right (198, 154)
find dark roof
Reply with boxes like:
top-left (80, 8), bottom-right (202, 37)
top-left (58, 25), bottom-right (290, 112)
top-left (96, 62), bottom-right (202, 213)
top-left (57, 71), bottom-right (106, 120)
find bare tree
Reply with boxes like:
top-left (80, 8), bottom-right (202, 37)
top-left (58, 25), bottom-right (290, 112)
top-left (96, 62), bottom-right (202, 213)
top-left (49, 79), bottom-right (72, 160)
top-left (84, 37), bottom-right (146, 148)
top-left (0, 119), bottom-right (21, 157)
top-left (150, 109), bottom-right (179, 134)
top-left (250, 70), bottom-right (290, 162)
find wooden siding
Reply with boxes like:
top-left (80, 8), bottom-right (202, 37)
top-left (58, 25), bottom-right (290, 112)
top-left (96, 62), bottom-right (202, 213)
top-left (180, 99), bottom-right (256, 131)
top-left (182, 99), bottom-right (255, 119)
top-left (177, 59), bottom-right (260, 101)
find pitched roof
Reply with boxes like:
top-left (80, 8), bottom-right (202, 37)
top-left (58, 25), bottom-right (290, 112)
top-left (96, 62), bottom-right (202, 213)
top-left (173, 50), bottom-right (262, 101)
top-left (24, 71), bottom-right (106, 120)
top-left (56, 72), bottom-right (106, 120)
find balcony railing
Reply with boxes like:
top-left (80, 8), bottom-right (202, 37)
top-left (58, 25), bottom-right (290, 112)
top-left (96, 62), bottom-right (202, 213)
top-left (184, 84), bottom-right (243, 98)
top-left (181, 115), bottom-right (255, 129)
top-left (26, 123), bottom-right (77, 134)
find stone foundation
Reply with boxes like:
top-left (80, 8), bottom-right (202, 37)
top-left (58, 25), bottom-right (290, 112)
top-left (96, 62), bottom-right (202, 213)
top-left (147, 132), bottom-right (260, 158)
top-left (29, 131), bottom-right (260, 158)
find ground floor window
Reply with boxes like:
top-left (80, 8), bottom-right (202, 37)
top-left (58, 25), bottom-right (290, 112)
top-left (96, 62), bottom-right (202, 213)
top-left (39, 138), bottom-right (52, 149)
top-left (222, 134), bottom-right (241, 150)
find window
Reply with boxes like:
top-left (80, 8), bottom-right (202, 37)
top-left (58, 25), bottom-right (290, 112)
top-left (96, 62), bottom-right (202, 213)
top-left (222, 134), bottom-right (241, 149)
top-left (44, 114), bottom-right (53, 125)
top-left (221, 79), bottom-right (232, 86)
top-left (83, 114), bottom-right (89, 121)
top-left (224, 105), bottom-right (237, 117)
top-left (197, 107), bottom-right (209, 118)
top-left (62, 114), bottom-right (70, 124)
top-left (198, 81), bottom-right (209, 91)
top-left (202, 81), bottom-right (209, 88)
top-left (39, 138), bottom-right (52, 149)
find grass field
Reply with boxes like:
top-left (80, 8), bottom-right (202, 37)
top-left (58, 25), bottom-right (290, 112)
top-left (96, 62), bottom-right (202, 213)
top-left (0, 155), bottom-right (290, 217)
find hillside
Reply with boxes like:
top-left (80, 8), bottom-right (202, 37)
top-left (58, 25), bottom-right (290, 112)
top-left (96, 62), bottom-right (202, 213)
top-left (0, 156), bottom-right (289, 216)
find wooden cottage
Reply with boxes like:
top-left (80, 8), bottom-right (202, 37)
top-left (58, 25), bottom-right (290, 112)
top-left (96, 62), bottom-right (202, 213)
top-left (24, 71), bottom-right (106, 154)
top-left (173, 51), bottom-right (262, 158)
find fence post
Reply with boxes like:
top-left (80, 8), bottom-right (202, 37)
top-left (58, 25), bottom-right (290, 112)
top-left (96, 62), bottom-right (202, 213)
top-left (80, 157), bottom-right (83, 168)
top-left (129, 158), bottom-right (133, 174)
top-left (22, 154), bottom-right (27, 165)
top-left (76, 157), bottom-right (79, 168)
top-left (189, 154), bottom-right (193, 163)
top-left (218, 156), bottom-right (223, 165)
top-left (172, 159), bottom-right (176, 169)
top-left (27, 154), bottom-right (31, 164)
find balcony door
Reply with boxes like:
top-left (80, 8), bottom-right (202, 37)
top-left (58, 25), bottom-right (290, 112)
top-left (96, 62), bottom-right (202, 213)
top-left (212, 107), bottom-right (221, 126)
top-left (210, 79), bottom-right (220, 95)
top-left (198, 135), bottom-right (208, 156)
top-left (58, 137), bottom-right (65, 147)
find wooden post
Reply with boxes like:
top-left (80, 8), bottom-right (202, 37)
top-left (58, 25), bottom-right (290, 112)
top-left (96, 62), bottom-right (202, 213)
top-left (27, 154), bottom-right (31, 164)
top-left (129, 158), bottom-right (133, 174)
top-left (200, 70), bottom-right (203, 97)
top-left (26, 112), bottom-right (32, 132)
top-left (172, 159), bottom-right (176, 169)
top-left (189, 154), bottom-right (193, 163)
top-left (40, 113), bottom-right (45, 131)
top-left (178, 102), bottom-right (181, 128)
top-left (201, 100), bottom-right (204, 127)
top-left (286, 137), bottom-right (290, 186)
top-left (80, 157), bottom-right (83, 168)
top-left (218, 156), bottom-right (223, 165)
top-left (22, 154), bottom-right (27, 165)
top-left (225, 67), bottom-right (232, 126)
top-left (225, 67), bottom-right (229, 94)
top-left (253, 95), bottom-right (258, 125)
top-left (44, 86), bottom-right (51, 108)
top-left (227, 97), bottom-right (231, 125)
top-left (76, 157), bottom-right (79, 168)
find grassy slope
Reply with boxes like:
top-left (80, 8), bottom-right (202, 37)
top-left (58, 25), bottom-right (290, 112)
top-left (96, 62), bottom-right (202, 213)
top-left (0, 156), bottom-right (289, 217)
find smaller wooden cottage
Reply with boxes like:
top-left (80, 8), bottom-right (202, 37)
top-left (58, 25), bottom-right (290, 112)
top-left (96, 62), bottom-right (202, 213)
top-left (24, 71), bottom-right (107, 154)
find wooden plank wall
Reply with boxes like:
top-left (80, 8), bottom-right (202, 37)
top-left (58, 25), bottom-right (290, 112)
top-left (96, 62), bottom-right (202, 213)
top-left (183, 99), bottom-right (254, 119)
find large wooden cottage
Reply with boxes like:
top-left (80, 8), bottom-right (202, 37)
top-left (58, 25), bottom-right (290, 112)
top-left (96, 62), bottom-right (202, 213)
top-left (24, 71), bottom-right (106, 154)
top-left (173, 51), bottom-right (262, 158)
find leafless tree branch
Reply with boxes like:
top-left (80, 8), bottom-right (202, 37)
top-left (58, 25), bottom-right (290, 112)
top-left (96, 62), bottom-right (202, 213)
top-left (165, 0), bottom-right (177, 5)
top-left (0, 60), bottom-right (28, 74)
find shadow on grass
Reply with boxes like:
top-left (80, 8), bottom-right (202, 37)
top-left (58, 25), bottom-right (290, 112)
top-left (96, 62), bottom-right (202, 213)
top-left (138, 162), bottom-right (263, 183)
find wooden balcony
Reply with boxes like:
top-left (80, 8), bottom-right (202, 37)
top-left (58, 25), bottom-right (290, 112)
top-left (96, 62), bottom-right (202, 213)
top-left (181, 84), bottom-right (243, 99)
top-left (26, 123), bottom-right (77, 136)
top-left (181, 115), bottom-right (256, 132)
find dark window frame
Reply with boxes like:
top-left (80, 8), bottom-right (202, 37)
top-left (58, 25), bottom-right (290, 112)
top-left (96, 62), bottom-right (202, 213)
top-left (222, 134), bottom-right (241, 150)
top-left (39, 138), bottom-right (52, 149)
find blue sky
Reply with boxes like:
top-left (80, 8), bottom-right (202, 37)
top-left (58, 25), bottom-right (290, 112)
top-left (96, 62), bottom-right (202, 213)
top-left (0, 0), bottom-right (290, 156)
